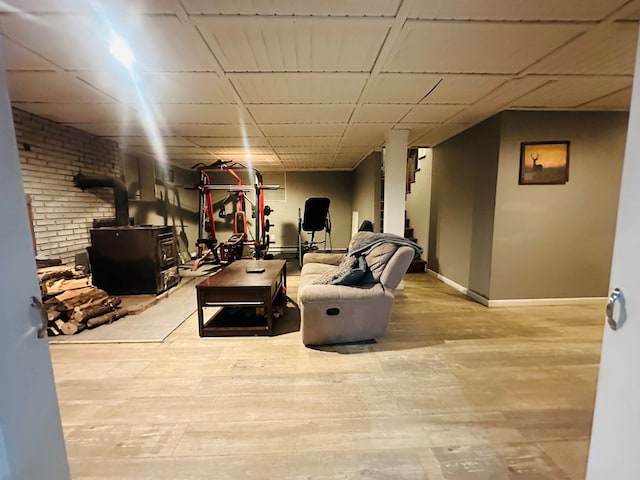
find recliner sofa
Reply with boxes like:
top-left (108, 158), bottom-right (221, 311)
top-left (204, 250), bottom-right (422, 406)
top-left (297, 232), bottom-right (420, 346)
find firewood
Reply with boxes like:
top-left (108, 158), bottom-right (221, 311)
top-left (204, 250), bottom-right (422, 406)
top-left (71, 297), bottom-right (122, 323)
top-left (42, 277), bottom-right (92, 296)
top-left (55, 288), bottom-right (108, 312)
top-left (47, 326), bottom-right (61, 336)
top-left (47, 307), bottom-right (62, 322)
top-left (59, 320), bottom-right (87, 335)
top-left (54, 319), bottom-right (66, 331)
top-left (86, 309), bottom-right (128, 329)
top-left (54, 286), bottom-right (95, 302)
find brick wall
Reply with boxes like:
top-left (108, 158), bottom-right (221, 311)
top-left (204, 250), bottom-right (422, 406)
top-left (14, 108), bottom-right (122, 264)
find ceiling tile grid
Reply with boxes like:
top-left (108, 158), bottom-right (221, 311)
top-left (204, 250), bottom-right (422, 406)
top-left (0, 1), bottom-right (636, 170)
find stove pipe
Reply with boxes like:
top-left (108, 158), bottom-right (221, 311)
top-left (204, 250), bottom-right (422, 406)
top-left (73, 173), bottom-right (130, 227)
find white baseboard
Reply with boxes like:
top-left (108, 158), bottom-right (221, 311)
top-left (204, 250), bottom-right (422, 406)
top-left (426, 269), bottom-right (606, 308)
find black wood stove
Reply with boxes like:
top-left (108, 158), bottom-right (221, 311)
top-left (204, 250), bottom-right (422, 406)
top-left (88, 226), bottom-right (180, 295)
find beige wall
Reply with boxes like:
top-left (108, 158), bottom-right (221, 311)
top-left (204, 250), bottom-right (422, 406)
top-left (490, 111), bottom-right (628, 299)
top-left (429, 110), bottom-right (628, 301)
top-left (193, 169), bottom-right (354, 251)
top-left (428, 116), bottom-right (501, 297)
top-left (353, 151), bottom-right (382, 232)
top-left (124, 156), bottom-right (200, 258)
top-left (405, 148), bottom-right (432, 260)
top-left (274, 171), bottom-right (354, 249)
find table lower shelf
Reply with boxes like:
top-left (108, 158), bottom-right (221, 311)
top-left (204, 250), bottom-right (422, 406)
top-left (201, 305), bottom-right (270, 337)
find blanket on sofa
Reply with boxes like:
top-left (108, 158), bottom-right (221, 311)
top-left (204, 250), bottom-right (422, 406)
top-left (313, 232), bottom-right (422, 286)
top-left (348, 232), bottom-right (423, 257)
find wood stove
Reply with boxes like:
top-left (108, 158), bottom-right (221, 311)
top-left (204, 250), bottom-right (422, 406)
top-left (88, 226), bottom-right (180, 295)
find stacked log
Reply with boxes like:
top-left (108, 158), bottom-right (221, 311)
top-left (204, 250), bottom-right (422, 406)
top-left (39, 265), bottom-right (128, 336)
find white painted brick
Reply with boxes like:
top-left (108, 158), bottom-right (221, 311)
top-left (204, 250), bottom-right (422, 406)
top-left (15, 108), bottom-right (121, 263)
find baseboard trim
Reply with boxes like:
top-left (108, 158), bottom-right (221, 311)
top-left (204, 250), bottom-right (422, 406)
top-left (426, 269), bottom-right (606, 307)
top-left (487, 297), bottom-right (607, 307)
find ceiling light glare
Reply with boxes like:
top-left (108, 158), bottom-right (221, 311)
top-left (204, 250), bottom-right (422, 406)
top-left (109, 34), bottom-right (135, 67)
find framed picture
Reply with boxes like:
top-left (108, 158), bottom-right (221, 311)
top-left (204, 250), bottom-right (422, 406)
top-left (519, 141), bottom-right (570, 185)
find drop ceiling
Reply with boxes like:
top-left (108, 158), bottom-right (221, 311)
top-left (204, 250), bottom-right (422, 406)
top-left (0, 0), bottom-right (637, 171)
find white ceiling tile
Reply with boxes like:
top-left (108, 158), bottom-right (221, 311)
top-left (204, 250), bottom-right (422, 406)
top-left (151, 104), bottom-right (245, 124)
top-left (278, 154), bottom-right (332, 165)
top-left (0, 14), bottom-right (216, 71)
top-left (352, 104), bottom-right (412, 123)
top-left (383, 20), bottom-right (585, 74)
top-left (109, 136), bottom-right (196, 147)
top-left (230, 73), bottom-right (367, 104)
top-left (528, 23), bottom-right (639, 75)
top-left (422, 75), bottom-right (508, 104)
top-left (407, 0), bottom-right (629, 21)
top-left (68, 122), bottom-right (152, 137)
top-left (188, 137), bottom-right (269, 147)
top-left (270, 136), bottom-right (341, 147)
top-left (205, 147), bottom-right (274, 156)
top-left (401, 105), bottom-right (465, 123)
top-left (170, 124), bottom-right (261, 137)
top-left (194, 16), bottom-right (391, 72)
top-left (182, 0), bottom-right (400, 16)
top-left (341, 123), bottom-right (394, 146)
top-left (0, 0), bottom-right (183, 14)
top-left (273, 146), bottom-right (336, 154)
top-left (7, 72), bottom-right (111, 102)
top-left (248, 104), bottom-right (354, 124)
top-left (365, 74), bottom-right (442, 103)
top-left (510, 77), bottom-right (633, 109)
top-left (11, 102), bottom-right (134, 124)
top-left (1, 38), bottom-right (57, 70)
top-left (261, 124), bottom-right (346, 137)
top-left (578, 87), bottom-right (633, 110)
top-left (77, 72), bottom-right (234, 105)
top-left (395, 124), bottom-right (440, 144)
top-left (614, 0), bottom-right (640, 20)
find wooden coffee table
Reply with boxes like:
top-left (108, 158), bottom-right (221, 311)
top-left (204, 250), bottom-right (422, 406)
top-left (196, 259), bottom-right (287, 337)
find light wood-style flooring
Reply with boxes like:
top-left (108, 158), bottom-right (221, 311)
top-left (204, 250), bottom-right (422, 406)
top-left (50, 267), bottom-right (604, 479)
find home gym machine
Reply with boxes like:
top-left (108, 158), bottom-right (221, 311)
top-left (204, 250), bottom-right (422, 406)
top-left (191, 160), bottom-right (278, 270)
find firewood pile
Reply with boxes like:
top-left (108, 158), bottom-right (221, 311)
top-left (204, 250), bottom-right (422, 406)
top-left (39, 265), bottom-right (128, 336)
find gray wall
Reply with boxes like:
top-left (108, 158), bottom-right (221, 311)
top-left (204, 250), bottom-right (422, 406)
top-left (428, 116), bottom-right (501, 297)
top-left (353, 151), bottom-right (382, 232)
top-left (490, 111), bottom-right (627, 299)
top-left (124, 157), bottom-right (200, 259)
top-left (429, 110), bottom-right (628, 301)
top-left (197, 169), bottom-right (354, 251)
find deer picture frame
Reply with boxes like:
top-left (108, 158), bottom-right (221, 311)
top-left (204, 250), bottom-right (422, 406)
top-left (519, 141), bottom-right (570, 185)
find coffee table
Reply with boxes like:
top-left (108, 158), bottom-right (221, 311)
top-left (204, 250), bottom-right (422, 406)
top-left (196, 259), bottom-right (287, 337)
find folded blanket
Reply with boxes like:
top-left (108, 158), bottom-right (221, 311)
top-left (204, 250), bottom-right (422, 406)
top-left (348, 232), bottom-right (423, 258)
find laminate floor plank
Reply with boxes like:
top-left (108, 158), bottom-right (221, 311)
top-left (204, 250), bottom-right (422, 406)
top-left (50, 269), bottom-right (603, 479)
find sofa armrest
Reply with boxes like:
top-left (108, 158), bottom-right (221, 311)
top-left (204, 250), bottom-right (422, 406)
top-left (303, 252), bottom-right (346, 266)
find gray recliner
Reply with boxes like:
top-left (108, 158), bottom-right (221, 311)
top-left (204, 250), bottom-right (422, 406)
top-left (297, 242), bottom-right (415, 346)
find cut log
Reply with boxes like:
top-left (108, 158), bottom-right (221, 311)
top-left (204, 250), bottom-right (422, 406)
top-left (59, 320), bottom-right (86, 335)
top-left (38, 265), bottom-right (78, 281)
top-left (71, 297), bottom-right (122, 323)
top-left (42, 277), bottom-right (92, 296)
top-left (54, 286), bottom-right (95, 303)
top-left (55, 288), bottom-right (108, 312)
top-left (47, 326), bottom-right (61, 336)
top-left (47, 307), bottom-right (62, 322)
top-left (53, 319), bottom-right (66, 331)
top-left (86, 309), bottom-right (128, 329)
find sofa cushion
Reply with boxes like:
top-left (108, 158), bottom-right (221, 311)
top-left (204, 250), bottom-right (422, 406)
top-left (312, 254), bottom-right (367, 286)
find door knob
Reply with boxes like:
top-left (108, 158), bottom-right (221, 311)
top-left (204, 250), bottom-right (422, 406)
top-left (606, 288), bottom-right (623, 331)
